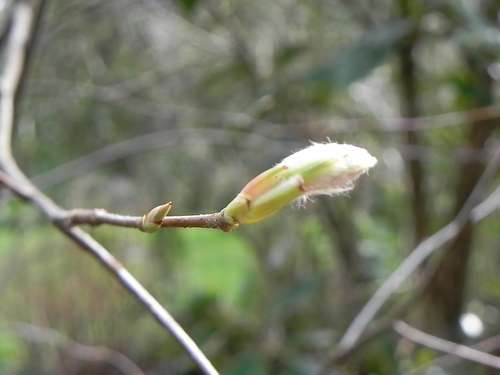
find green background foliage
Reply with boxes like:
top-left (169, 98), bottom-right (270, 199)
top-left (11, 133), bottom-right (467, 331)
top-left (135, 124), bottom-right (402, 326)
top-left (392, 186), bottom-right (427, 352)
top-left (1, 0), bottom-right (499, 374)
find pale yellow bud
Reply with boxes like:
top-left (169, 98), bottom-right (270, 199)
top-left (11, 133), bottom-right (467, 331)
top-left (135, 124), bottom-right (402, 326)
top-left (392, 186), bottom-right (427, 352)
top-left (223, 142), bottom-right (377, 225)
top-left (282, 142), bottom-right (378, 197)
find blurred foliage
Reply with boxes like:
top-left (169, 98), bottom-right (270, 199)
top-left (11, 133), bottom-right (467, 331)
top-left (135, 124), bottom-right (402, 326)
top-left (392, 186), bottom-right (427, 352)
top-left (306, 20), bottom-right (411, 90)
top-left (1, 0), bottom-right (500, 374)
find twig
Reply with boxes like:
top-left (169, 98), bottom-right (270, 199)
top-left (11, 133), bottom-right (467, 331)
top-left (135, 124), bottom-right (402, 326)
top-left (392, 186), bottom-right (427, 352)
top-left (161, 213), bottom-right (232, 230)
top-left (0, 4), bottom-right (219, 375)
top-left (340, 148), bottom-right (500, 347)
top-left (62, 226), bottom-right (220, 375)
top-left (315, 146), bottom-right (500, 375)
top-left (15, 323), bottom-right (145, 375)
top-left (29, 127), bottom-right (295, 190)
top-left (471, 183), bottom-right (500, 222)
top-left (0, 179), bottom-right (234, 232)
top-left (307, 105), bottom-right (500, 133)
top-left (394, 320), bottom-right (500, 371)
top-left (340, 147), bottom-right (500, 346)
top-left (319, 296), bottom-right (415, 365)
top-left (30, 79), bottom-right (500, 134)
top-left (0, 2), bottom-right (32, 162)
top-left (404, 333), bottom-right (500, 375)
top-left (63, 208), bottom-right (234, 232)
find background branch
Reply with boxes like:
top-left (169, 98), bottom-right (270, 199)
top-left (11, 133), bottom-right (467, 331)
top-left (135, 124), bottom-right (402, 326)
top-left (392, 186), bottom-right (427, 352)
top-left (404, 333), bottom-right (500, 375)
top-left (29, 128), bottom-right (297, 189)
top-left (315, 146), bottom-right (500, 375)
top-left (15, 323), bottom-right (145, 375)
top-left (30, 78), bottom-right (500, 134)
top-left (394, 320), bottom-right (500, 370)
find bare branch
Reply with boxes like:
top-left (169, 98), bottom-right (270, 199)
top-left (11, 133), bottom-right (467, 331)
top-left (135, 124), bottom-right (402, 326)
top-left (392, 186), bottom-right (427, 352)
top-left (63, 226), bottom-right (220, 375)
top-left (29, 127), bottom-right (296, 190)
top-left (320, 295), bottom-right (419, 365)
top-left (315, 146), bottom-right (500, 375)
top-left (337, 147), bottom-right (500, 347)
top-left (471, 183), bottom-right (500, 222)
top-left (0, 4), bottom-right (219, 375)
top-left (15, 323), bottom-right (145, 375)
top-left (307, 105), bottom-right (500, 133)
top-left (0, 2), bottom-right (32, 164)
top-left (31, 79), bottom-right (500, 134)
top-left (2, 164), bottom-right (234, 233)
top-left (161, 212), bottom-right (234, 230)
top-left (394, 320), bottom-right (500, 371)
top-left (62, 207), bottom-right (234, 232)
top-left (404, 333), bottom-right (500, 375)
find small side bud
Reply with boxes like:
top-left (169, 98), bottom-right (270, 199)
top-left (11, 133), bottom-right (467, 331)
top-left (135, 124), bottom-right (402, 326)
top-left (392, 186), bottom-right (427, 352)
top-left (223, 142), bottom-right (377, 225)
top-left (140, 202), bottom-right (172, 233)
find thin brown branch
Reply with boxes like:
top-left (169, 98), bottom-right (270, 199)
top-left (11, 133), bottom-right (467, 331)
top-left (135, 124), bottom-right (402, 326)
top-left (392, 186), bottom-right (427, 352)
top-left (394, 320), bottom-right (500, 370)
top-left (64, 208), bottom-right (143, 228)
top-left (1, 162), bottom-right (234, 233)
top-left (60, 207), bottom-right (234, 232)
top-left (15, 323), bottom-right (145, 375)
top-left (161, 212), bottom-right (233, 230)
top-left (0, 4), bottom-right (219, 375)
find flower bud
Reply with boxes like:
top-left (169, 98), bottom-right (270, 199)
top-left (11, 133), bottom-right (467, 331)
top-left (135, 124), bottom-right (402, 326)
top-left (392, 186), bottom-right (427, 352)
top-left (223, 142), bottom-right (377, 225)
top-left (140, 202), bottom-right (172, 233)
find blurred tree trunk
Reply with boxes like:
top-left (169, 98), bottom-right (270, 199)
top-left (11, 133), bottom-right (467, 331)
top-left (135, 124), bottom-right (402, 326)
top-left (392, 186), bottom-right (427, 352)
top-left (320, 198), bottom-right (372, 284)
top-left (423, 52), bottom-right (497, 340)
top-left (422, 0), bottom-right (500, 339)
top-left (398, 0), bottom-right (499, 341)
top-left (397, 0), bottom-right (427, 245)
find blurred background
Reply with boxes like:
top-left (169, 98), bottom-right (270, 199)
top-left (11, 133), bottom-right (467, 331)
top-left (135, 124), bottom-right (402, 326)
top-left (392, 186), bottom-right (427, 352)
top-left (0, 0), bottom-right (499, 374)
